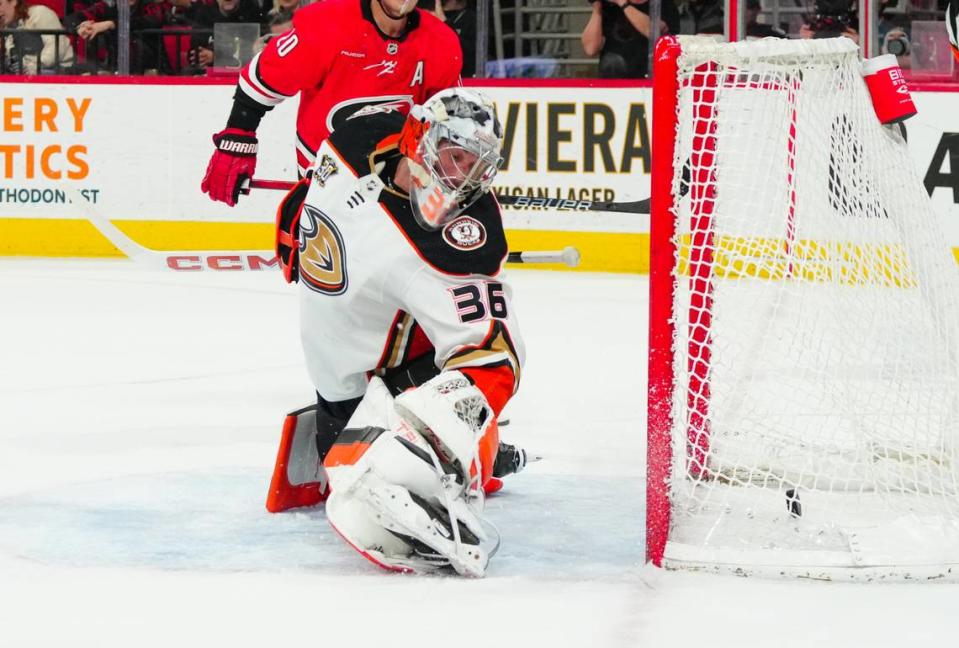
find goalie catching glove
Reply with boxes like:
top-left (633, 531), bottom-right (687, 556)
top-left (324, 372), bottom-right (501, 577)
top-left (200, 128), bottom-right (259, 207)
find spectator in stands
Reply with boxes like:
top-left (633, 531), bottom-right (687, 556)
top-left (417, 0), bottom-right (443, 17)
top-left (677, 0), bottom-right (722, 35)
top-left (66, 0), bottom-right (170, 73)
top-left (185, 0), bottom-right (264, 70)
top-left (253, 7), bottom-right (291, 54)
top-left (746, 0), bottom-right (786, 38)
top-left (267, 0), bottom-right (300, 20)
top-left (419, 0), bottom-right (476, 76)
top-left (878, 0), bottom-right (912, 66)
top-left (0, 0), bottom-right (74, 73)
top-left (799, 0), bottom-right (859, 43)
top-left (581, 0), bottom-right (680, 78)
top-left (441, 0), bottom-right (475, 76)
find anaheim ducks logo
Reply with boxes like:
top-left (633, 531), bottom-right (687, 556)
top-left (298, 205), bottom-right (348, 295)
top-left (442, 216), bottom-right (486, 251)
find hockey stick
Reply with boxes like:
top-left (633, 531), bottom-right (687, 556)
top-left (507, 247), bottom-right (580, 267)
top-left (496, 193), bottom-right (649, 214)
top-left (244, 179), bottom-right (651, 214)
top-left (243, 179), bottom-right (582, 267)
top-left (63, 188), bottom-right (580, 269)
top-left (63, 187), bottom-right (280, 271)
top-left (64, 186), bottom-right (168, 269)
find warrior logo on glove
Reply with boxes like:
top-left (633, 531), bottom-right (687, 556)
top-left (200, 128), bottom-right (259, 207)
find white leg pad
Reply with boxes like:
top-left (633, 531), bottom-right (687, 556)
top-left (326, 428), bottom-right (499, 577)
top-left (326, 492), bottom-right (421, 571)
top-left (353, 470), bottom-right (493, 577)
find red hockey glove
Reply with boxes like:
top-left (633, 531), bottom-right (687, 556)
top-left (200, 128), bottom-right (258, 207)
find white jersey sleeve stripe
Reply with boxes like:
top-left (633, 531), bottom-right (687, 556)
top-left (238, 53), bottom-right (289, 107)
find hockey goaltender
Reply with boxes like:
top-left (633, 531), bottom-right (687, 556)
top-left (263, 88), bottom-right (536, 577)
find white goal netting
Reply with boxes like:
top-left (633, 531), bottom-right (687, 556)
top-left (655, 36), bottom-right (959, 580)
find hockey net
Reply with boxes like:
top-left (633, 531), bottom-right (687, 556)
top-left (647, 35), bottom-right (959, 580)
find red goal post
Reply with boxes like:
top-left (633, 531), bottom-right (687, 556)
top-left (647, 35), bottom-right (959, 580)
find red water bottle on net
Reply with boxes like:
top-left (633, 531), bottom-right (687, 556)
top-left (862, 53), bottom-right (917, 124)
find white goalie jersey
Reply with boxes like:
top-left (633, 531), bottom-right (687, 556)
top-left (294, 110), bottom-right (525, 411)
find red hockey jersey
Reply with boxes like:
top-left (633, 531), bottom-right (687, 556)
top-left (238, 0), bottom-right (463, 176)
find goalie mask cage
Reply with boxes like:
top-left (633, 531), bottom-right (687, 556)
top-left (647, 35), bottom-right (959, 581)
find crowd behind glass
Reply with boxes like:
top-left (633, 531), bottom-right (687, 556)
top-left (0, 0), bottom-right (955, 80)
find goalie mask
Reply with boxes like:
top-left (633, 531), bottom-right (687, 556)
top-left (406, 88), bottom-right (503, 231)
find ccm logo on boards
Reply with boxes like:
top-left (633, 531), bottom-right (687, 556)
top-left (166, 255), bottom-right (279, 271)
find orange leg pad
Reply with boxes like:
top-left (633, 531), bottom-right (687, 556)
top-left (266, 408), bottom-right (330, 513)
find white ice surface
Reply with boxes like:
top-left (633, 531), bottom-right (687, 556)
top-left (0, 261), bottom-right (957, 648)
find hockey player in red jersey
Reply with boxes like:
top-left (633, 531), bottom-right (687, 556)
top-left (201, 0), bottom-right (464, 206)
top-left (267, 88), bottom-right (529, 575)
